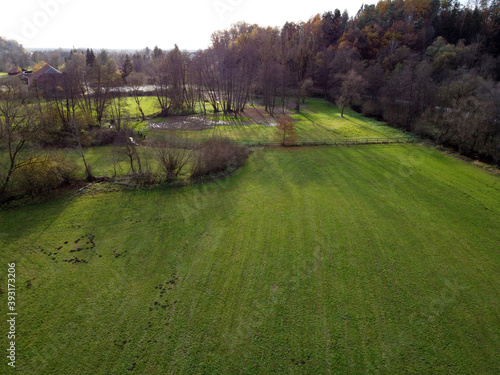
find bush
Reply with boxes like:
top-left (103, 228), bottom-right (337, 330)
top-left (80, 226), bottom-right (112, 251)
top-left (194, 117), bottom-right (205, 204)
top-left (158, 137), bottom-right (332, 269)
top-left (80, 128), bottom-right (124, 147)
top-left (36, 107), bottom-right (67, 147)
top-left (191, 138), bottom-right (250, 179)
top-left (361, 100), bottom-right (383, 119)
top-left (155, 132), bottom-right (192, 182)
top-left (132, 171), bottom-right (160, 186)
top-left (15, 156), bottom-right (80, 197)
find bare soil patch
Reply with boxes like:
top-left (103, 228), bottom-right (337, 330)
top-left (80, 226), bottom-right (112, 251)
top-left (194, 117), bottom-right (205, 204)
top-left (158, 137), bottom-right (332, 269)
top-left (148, 106), bottom-right (281, 131)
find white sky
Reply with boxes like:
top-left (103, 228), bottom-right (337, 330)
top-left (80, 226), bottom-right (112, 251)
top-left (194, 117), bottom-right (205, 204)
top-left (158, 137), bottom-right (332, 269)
top-left (1, 0), bottom-right (374, 51)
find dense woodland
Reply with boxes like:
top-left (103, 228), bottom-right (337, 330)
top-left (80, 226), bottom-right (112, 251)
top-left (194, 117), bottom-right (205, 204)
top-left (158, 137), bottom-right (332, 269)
top-left (1, 0), bottom-right (500, 200)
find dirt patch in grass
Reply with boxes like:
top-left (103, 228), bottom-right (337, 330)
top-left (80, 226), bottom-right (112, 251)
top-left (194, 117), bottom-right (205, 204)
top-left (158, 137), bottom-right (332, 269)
top-left (147, 105), bottom-right (284, 131)
top-left (148, 114), bottom-right (254, 131)
top-left (243, 107), bottom-right (279, 127)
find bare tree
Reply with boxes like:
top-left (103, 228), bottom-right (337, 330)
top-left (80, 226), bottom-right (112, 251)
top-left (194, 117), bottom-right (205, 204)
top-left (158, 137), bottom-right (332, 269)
top-left (169, 46), bottom-right (198, 115)
top-left (87, 57), bottom-right (121, 126)
top-left (0, 78), bottom-right (41, 198)
top-left (71, 115), bottom-right (94, 182)
top-left (151, 55), bottom-right (173, 117)
top-left (150, 46), bottom-right (197, 118)
top-left (255, 26), bottom-right (282, 115)
top-left (109, 91), bottom-right (129, 132)
top-left (336, 69), bottom-right (367, 117)
top-left (127, 71), bottom-right (148, 121)
top-left (123, 142), bottom-right (142, 174)
top-left (300, 78), bottom-right (314, 104)
top-left (197, 25), bottom-right (258, 117)
top-left (282, 17), bottom-right (319, 112)
top-left (155, 132), bottom-right (192, 182)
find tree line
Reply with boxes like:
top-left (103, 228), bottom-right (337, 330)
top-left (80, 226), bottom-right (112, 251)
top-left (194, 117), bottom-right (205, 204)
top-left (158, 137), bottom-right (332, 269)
top-left (19, 2), bottom-right (500, 161)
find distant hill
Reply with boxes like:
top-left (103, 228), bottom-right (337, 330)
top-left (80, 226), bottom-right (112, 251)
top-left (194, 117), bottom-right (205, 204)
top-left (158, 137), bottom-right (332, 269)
top-left (0, 36), bottom-right (29, 72)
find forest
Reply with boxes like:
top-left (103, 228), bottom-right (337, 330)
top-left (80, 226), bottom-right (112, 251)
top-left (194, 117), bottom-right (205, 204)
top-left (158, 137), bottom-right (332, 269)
top-left (1, 0), bottom-right (500, 200)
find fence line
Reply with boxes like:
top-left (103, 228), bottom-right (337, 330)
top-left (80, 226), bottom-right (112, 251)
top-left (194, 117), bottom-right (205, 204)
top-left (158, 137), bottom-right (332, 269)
top-left (238, 137), bottom-right (417, 147)
top-left (158, 136), bottom-right (417, 148)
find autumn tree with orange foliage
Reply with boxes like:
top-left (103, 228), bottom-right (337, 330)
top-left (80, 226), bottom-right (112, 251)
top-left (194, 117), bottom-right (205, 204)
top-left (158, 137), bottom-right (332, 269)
top-left (275, 116), bottom-right (298, 146)
top-left (32, 60), bottom-right (47, 72)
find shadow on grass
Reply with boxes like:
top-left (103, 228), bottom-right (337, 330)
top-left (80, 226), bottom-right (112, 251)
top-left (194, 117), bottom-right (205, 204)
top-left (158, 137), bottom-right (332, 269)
top-left (0, 196), bottom-right (72, 245)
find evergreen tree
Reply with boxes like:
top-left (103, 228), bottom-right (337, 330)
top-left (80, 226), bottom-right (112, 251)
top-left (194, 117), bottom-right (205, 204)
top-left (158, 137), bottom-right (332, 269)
top-left (121, 54), bottom-right (133, 84)
top-left (86, 48), bottom-right (96, 67)
top-left (153, 45), bottom-right (163, 59)
top-left (98, 49), bottom-right (110, 63)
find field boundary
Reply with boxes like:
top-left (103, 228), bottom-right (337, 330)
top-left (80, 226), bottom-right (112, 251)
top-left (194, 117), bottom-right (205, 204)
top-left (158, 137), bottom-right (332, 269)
top-left (238, 137), bottom-right (417, 147)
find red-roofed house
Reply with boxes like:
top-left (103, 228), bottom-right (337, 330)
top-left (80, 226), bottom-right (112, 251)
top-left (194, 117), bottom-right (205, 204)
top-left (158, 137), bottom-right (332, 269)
top-left (24, 64), bottom-right (62, 87)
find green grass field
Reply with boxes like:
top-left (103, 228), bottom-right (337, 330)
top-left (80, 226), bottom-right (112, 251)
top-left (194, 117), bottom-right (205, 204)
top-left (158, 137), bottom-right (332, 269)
top-left (156, 99), bottom-right (410, 143)
top-left (123, 96), bottom-right (159, 119)
top-left (1, 144), bottom-right (499, 374)
top-left (60, 146), bottom-right (158, 178)
top-left (75, 96), bottom-right (408, 145)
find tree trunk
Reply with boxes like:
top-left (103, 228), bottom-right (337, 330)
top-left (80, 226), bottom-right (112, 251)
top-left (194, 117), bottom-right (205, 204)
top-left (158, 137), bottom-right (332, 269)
top-left (72, 116), bottom-right (94, 181)
top-left (0, 166), bottom-right (15, 198)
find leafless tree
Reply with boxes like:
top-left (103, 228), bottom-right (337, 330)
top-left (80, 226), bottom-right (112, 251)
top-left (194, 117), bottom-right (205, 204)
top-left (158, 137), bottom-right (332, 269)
top-left (89, 58), bottom-right (121, 126)
top-left (109, 91), bottom-right (129, 132)
top-left (335, 69), bottom-right (367, 117)
top-left (123, 139), bottom-right (142, 174)
top-left (151, 55), bottom-right (173, 117)
top-left (282, 17), bottom-right (319, 112)
top-left (127, 71), bottom-right (147, 121)
top-left (155, 132), bottom-right (192, 182)
top-left (0, 78), bottom-right (41, 198)
top-left (197, 25), bottom-right (258, 117)
top-left (255, 26), bottom-right (282, 115)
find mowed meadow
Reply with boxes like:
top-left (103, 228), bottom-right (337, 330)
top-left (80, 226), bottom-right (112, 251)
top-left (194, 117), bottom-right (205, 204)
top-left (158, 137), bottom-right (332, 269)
top-left (137, 98), bottom-right (409, 144)
top-left (1, 141), bottom-right (499, 373)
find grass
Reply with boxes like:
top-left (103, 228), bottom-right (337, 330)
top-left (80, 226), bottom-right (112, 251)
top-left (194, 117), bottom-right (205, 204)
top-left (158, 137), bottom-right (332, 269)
top-left (291, 99), bottom-right (408, 140)
top-left (56, 97), bottom-right (404, 144)
top-left (122, 96), bottom-right (159, 119)
top-left (60, 146), bottom-right (158, 178)
top-left (123, 97), bottom-right (224, 123)
top-left (1, 144), bottom-right (499, 374)
top-left (147, 99), bottom-right (411, 144)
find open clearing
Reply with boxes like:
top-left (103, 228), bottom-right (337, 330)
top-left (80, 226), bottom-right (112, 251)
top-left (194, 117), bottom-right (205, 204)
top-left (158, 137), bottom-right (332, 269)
top-left (1, 144), bottom-right (499, 374)
top-left (140, 99), bottom-right (409, 143)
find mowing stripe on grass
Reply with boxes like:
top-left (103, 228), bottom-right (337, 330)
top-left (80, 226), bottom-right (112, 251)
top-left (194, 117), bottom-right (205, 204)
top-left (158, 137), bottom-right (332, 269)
top-left (1, 144), bottom-right (499, 374)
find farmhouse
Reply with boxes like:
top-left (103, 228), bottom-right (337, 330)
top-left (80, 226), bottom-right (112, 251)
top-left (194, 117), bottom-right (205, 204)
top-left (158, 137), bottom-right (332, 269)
top-left (22, 63), bottom-right (62, 87)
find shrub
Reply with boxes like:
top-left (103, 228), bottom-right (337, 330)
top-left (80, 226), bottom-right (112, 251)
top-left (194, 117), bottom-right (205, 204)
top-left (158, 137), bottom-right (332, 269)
top-left (155, 132), bottom-right (192, 182)
top-left (80, 128), bottom-right (124, 147)
top-left (110, 130), bottom-right (144, 174)
top-left (36, 106), bottom-right (66, 147)
top-left (15, 155), bottom-right (80, 197)
top-left (131, 170), bottom-right (159, 186)
top-left (361, 100), bottom-right (383, 119)
top-left (191, 138), bottom-right (250, 179)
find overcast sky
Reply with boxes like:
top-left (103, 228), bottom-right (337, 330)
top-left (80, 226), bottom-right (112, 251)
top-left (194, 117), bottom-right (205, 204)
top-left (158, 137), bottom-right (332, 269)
top-left (1, 0), bottom-right (376, 51)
